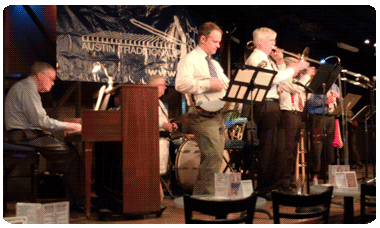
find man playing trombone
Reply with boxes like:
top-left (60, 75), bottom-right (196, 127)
top-left (241, 27), bottom-right (309, 200)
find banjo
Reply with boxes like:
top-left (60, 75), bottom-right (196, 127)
top-left (190, 90), bottom-right (238, 117)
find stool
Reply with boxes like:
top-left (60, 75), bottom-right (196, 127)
top-left (295, 129), bottom-right (307, 190)
top-left (3, 142), bottom-right (40, 212)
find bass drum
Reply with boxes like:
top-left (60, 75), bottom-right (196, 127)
top-left (174, 140), bottom-right (230, 193)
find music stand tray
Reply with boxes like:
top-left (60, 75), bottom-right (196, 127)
top-left (223, 64), bottom-right (277, 104)
top-left (308, 63), bottom-right (342, 95)
top-left (351, 105), bottom-right (376, 123)
top-left (329, 93), bottom-right (362, 116)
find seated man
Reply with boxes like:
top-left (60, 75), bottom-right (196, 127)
top-left (4, 61), bottom-right (83, 208)
top-left (148, 75), bottom-right (178, 202)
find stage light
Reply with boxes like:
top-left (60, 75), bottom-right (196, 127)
top-left (364, 39), bottom-right (370, 44)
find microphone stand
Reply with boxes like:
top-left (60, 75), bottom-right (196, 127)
top-left (337, 72), bottom-right (348, 165)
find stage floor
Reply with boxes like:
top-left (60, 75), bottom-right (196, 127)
top-left (3, 164), bottom-right (376, 224)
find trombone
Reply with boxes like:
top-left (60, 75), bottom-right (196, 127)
top-left (246, 40), bottom-right (322, 64)
top-left (246, 41), bottom-right (372, 85)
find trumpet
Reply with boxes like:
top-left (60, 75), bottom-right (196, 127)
top-left (246, 41), bottom-right (322, 65)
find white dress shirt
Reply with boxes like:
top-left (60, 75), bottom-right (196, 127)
top-left (175, 46), bottom-right (229, 106)
top-left (245, 49), bottom-right (295, 99)
top-left (158, 99), bottom-right (170, 175)
top-left (278, 74), bottom-right (311, 112)
top-left (159, 100), bottom-right (169, 130)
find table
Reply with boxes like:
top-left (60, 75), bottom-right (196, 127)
top-left (310, 185), bottom-right (361, 224)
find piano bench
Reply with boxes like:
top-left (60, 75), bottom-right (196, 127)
top-left (3, 142), bottom-right (40, 213)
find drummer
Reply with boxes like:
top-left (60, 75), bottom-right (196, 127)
top-left (148, 75), bottom-right (178, 203)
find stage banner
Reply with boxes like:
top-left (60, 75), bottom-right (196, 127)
top-left (57, 6), bottom-right (197, 85)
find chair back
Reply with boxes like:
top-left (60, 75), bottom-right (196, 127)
top-left (360, 183), bottom-right (376, 224)
top-left (183, 193), bottom-right (257, 224)
top-left (272, 186), bottom-right (333, 224)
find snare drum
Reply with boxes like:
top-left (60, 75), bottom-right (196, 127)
top-left (174, 140), bottom-right (230, 193)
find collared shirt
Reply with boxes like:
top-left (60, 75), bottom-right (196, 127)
top-left (4, 76), bottom-right (67, 131)
top-left (307, 83), bottom-right (342, 114)
top-left (175, 46), bottom-right (229, 105)
top-left (245, 49), bottom-right (295, 99)
top-left (278, 74), bottom-right (311, 112)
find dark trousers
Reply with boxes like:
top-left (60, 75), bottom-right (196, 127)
top-left (7, 129), bottom-right (83, 205)
top-left (308, 115), bottom-right (336, 178)
top-left (242, 100), bottom-right (282, 195)
top-left (348, 125), bottom-right (362, 165)
top-left (278, 110), bottom-right (305, 185)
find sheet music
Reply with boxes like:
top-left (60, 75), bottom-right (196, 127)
top-left (237, 86), bottom-right (247, 99)
top-left (254, 72), bottom-right (273, 87)
top-left (235, 69), bottom-right (255, 83)
top-left (248, 88), bottom-right (265, 102)
top-left (16, 201), bottom-right (70, 224)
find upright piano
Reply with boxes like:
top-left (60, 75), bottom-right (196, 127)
top-left (81, 84), bottom-right (160, 217)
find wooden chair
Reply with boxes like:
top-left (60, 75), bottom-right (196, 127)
top-left (3, 142), bottom-right (40, 212)
top-left (360, 183), bottom-right (376, 224)
top-left (183, 193), bottom-right (257, 224)
top-left (272, 186), bottom-right (333, 224)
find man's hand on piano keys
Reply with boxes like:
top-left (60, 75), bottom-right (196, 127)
top-left (66, 122), bottom-right (82, 132)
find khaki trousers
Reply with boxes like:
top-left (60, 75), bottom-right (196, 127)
top-left (187, 111), bottom-right (225, 195)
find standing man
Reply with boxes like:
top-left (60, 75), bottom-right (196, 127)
top-left (307, 83), bottom-right (342, 180)
top-left (5, 62), bottom-right (83, 208)
top-left (175, 22), bottom-right (229, 195)
top-left (241, 27), bottom-right (309, 199)
top-left (277, 57), bottom-right (316, 191)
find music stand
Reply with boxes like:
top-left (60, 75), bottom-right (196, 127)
top-left (223, 64), bottom-right (277, 104)
top-left (223, 64), bottom-right (277, 177)
top-left (351, 105), bottom-right (376, 182)
top-left (329, 93), bottom-right (362, 165)
top-left (351, 105), bottom-right (375, 123)
top-left (305, 62), bottom-right (342, 191)
top-left (308, 63), bottom-right (342, 95)
top-left (223, 64), bottom-right (276, 218)
top-left (329, 93), bottom-right (362, 117)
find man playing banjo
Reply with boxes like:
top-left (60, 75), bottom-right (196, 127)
top-left (175, 22), bottom-right (229, 195)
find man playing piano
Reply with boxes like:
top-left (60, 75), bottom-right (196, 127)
top-left (4, 61), bottom-right (83, 209)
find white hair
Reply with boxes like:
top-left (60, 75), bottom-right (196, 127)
top-left (252, 27), bottom-right (277, 46)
